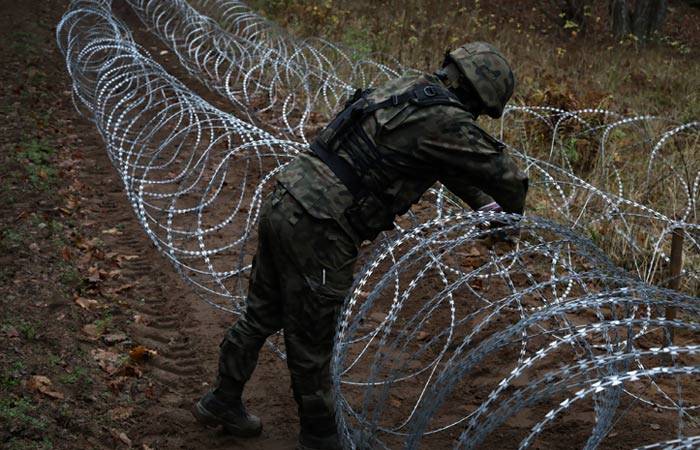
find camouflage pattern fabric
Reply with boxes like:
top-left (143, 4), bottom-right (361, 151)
top-left (446, 42), bottom-right (516, 118)
top-left (278, 72), bottom-right (528, 243)
top-left (218, 184), bottom-right (357, 437)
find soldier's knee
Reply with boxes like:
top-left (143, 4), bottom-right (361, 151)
top-left (222, 323), bottom-right (270, 351)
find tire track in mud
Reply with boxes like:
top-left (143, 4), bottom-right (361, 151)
top-left (80, 144), bottom-right (299, 449)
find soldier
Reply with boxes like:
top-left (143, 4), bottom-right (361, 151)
top-left (192, 42), bottom-right (528, 450)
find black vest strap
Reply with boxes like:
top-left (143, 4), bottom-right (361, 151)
top-left (310, 141), bottom-right (367, 199)
top-left (311, 82), bottom-right (469, 201)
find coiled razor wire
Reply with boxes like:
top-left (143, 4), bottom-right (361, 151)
top-left (57, 0), bottom-right (306, 314)
top-left (124, 0), bottom-right (698, 292)
top-left (57, 0), bottom-right (699, 448)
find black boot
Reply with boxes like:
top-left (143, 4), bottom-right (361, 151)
top-left (298, 431), bottom-right (342, 450)
top-left (296, 394), bottom-right (342, 450)
top-left (192, 390), bottom-right (262, 438)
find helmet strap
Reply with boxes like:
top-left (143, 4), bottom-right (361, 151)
top-left (436, 62), bottom-right (484, 117)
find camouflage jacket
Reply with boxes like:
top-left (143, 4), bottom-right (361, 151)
top-left (277, 73), bottom-right (528, 244)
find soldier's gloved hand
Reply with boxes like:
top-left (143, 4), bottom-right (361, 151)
top-left (476, 202), bottom-right (519, 244)
top-left (477, 201), bottom-right (502, 214)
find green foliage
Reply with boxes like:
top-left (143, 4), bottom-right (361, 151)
top-left (16, 321), bottom-right (38, 340)
top-left (563, 138), bottom-right (580, 163)
top-left (16, 139), bottom-right (57, 191)
top-left (58, 366), bottom-right (90, 386)
top-left (58, 263), bottom-right (81, 291)
top-left (93, 314), bottom-right (113, 334)
top-left (1, 227), bottom-right (24, 250)
top-left (341, 26), bottom-right (373, 57)
top-left (9, 31), bottom-right (40, 56)
top-left (0, 363), bottom-right (22, 390)
top-left (47, 353), bottom-right (62, 367)
top-left (0, 397), bottom-right (47, 432)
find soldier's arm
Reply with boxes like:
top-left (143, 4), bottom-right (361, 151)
top-left (457, 186), bottom-right (497, 211)
top-left (417, 116), bottom-right (528, 214)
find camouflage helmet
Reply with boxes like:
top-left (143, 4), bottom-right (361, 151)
top-left (444, 42), bottom-right (515, 118)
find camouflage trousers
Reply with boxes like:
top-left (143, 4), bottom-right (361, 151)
top-left (217, 183), bottom-right (358, 437)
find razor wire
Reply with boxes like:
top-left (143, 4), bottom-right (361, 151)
top-left (124, 0), bottom-right (699, 292)
top-left (57, 0), bottom-right (306, 314)
top-left (57, 0), bottom-right (699, 448)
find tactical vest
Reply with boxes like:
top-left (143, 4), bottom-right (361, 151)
top-left (311, 82), bottom-right (472, 241)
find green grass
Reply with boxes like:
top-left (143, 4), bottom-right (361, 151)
top-left (1, 227), bottom-right (24, 250)
top-left (47, 353), bottom-right (62, 367)
top-left (1, 361), bottom-right (26, 392)
top-left (16, 139), bottom-right (57, 191)
top-left (9, 31), bottom-right (40, 56)
top-left (17, 321), bottom-right (38, 340)
top-left (58, 366), bottom-right (90, 386)
top-left (0, 397), bottom-right (47, 431)
top-left (58, 263), bottom-right (82, 290)
top-left (93, 314), bottom-right (113, 334)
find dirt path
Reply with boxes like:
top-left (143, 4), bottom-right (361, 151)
top-left (1, 1), bottom-right (299, 448)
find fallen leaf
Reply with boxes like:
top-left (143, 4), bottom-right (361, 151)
top-left (129, 345), bottom-right (157, 362)
top-left (110, 429), bottom-right (132, 447)
top-left (102, 333), bottom-right (128, 345)
top-left (5, 326), bottom-right (20, 339)
top-left (115, 364), bottom-right (143, 378)
top-left (108, 377), bottom-right (130, 394)
top-left (65, 197), bottom-right (79, 210)
top-left (110, 283), bottom-right (135, 294)
top-left (82, 324), bottom-right (101, 339)
top-left (87, 266), bottom-right (102, 283)
top-left (107, 269), bottom-right (122, 279)
top-left (91, 348), bottom-right (122, 374)
top-left (61, 246), bottom-right (72, 262)
top-left (416, 331), bottom-right (430, 341)
top-left (650, 423), bottom-right (661, 430)
top-left (75, 297), bottom-right (99, 310)
top-left (102, 228), bottom-right (122, 236)
top-left (109, 406), bottom-right (134, 421)
top-left (143, 383), bottom-right (157, 400)
top-left (27, 375), bottom-right (64, 400)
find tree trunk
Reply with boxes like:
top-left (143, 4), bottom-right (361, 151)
top-left (610, 0), bottom-right (631, 38)
top-left (632, 0), bottom-right (668, 40)
top-left (609, 0), bottom-right (668, 41)
top-left (566, 0), bottom-right (588, 32)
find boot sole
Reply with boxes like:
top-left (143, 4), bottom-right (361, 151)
top-left (191, 401), bottom-right (263, 438)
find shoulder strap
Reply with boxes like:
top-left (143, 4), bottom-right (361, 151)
top-left (362, 83), bottom-right (466, 115)
top-left (310, 82), bottom-right (472, 201)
